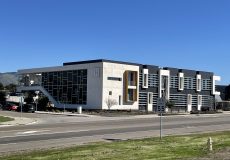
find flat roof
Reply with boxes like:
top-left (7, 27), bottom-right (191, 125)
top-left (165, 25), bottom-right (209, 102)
top-left (18, 59), bottom-right (216, 75)
top-left (163, 67), bottom-right (213, 74)
top-left (63, 59), bottom-right (143, 66)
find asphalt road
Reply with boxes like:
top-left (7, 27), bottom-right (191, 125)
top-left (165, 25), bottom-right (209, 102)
top-left (0, 111), bottom-right (230, 154)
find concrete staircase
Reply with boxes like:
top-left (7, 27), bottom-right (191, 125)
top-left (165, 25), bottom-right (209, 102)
top-left (17, 86), bottom-right (60, 108)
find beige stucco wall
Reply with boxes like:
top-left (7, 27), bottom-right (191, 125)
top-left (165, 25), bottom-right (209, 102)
top-left (102, 62), bottom-right (140, 110)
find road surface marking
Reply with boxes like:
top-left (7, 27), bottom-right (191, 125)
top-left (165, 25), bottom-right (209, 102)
top-left (17, 131), bottom-right (39, 135)
top-left (16, 130), bottom-right (50, 135)
top-left (0, 143), bottom-right (17, 146)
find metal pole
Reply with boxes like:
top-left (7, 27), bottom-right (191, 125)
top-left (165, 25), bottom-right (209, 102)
top-left (36, 100), bottom-right (37, 112)
top-left (64, 102), bottom-right (66, 113)
top-left (35, 91), bottom-right (39, 112)
top-left (160, 112), bottom-right (163, 139)
top-left (20, 96), bottom-right (23, 119)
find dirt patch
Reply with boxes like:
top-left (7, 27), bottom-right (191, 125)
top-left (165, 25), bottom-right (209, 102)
top-left (82, 110), bottom-right (191, 117)
top-left (82, 110), bottom-right (153, 117)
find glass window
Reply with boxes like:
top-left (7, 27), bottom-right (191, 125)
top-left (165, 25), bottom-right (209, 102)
top-left (187, 94), bottom-right (192, 105)
top-left (197, 79), bottom-right (201, 91)
top-left (128, 72), bottom-right (135, 86)
top-left (128, 89), bottom-right (134, 101)
top-left (198, 95), bottom-right (202, 106)
top-left (108, 77), bottom-right (122, 81)
top-left (143, 74), bottom-right (148, 87)
top-left (119, 95), bottom-right (122, 105)
top-left (41, 69), bottom-right (87, 105)
top-left (148, 92), bottom-right (153, 104)
top-left (179, 77), bottom-right (184, 90)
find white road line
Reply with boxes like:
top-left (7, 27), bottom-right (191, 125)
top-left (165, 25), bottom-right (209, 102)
top-left (17, 131), bottom-right (39, 135)
top-left (0, 129), bottom-right (91, 139)
top-left (0, 143), bottom-right (17, 146)
top-left (16, 130), bottom-right (51, 135)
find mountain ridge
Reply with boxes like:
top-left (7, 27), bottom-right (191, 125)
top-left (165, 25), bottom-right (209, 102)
top-left (0, 72), bottom-right (18, 86)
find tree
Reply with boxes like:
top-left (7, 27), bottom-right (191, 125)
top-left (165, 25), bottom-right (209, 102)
top-left (38, 96), bottom-right (49, 111)
top-left (0, 83), bottom-right (4, 90)
top-left (24, 91), bottom-right (35, 104)
top-left (166, 100), bottom-right (175, 108)
top-left (166, 100), bottom-right (175, 113)
top-left (213, 98), bottom-right (218, 111)
top-left (0, 91), bottom-right (6, 104)
top-left (105, 97), bottom-right (118, 110)
top-left (5, 84), bottom-right (17, 92)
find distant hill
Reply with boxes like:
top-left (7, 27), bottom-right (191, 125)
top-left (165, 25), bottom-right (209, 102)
top-left (0, 72), bottom-right (18, 86)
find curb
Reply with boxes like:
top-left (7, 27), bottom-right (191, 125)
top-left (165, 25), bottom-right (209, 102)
top-left (34, 111), bottom-right (95, 117)
top-left (0, 124), bottom-right (14, 127)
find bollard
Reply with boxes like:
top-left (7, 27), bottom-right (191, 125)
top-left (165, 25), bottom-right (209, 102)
top-left (207, 137), bottom-right (213, 151)
top-left (78, 106), bottom-right (82, 114)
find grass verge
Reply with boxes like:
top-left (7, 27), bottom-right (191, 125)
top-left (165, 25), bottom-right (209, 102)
top-left (0, 116), bottom-right (14, 123)
top-left (1, 131), bottom-right (230, 160)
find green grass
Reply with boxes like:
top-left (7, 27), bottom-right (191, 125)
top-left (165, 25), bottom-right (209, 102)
top-left (2, 131), bottom-right (230, 160)
top-left (0, 116), bottom-right (14, 123)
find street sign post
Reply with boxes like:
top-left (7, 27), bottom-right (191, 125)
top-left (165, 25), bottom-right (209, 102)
top-left (157, 98), bottom-right (166, 139)
top-left (157, 98), bottom-right (166, 113)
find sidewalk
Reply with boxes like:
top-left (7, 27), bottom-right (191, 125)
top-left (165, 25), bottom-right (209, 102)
top-left (0, 116), bottom-right (38, 127)
top-left (35, 111), bottom-right (97, 117)
top-left (33, 110), bottom-right (229, 121)
top-left (222, 111), bottom-right (230, 114)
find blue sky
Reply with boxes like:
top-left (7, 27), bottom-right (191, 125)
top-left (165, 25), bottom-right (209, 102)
top-left (0, 0), bottom-right (229, 84)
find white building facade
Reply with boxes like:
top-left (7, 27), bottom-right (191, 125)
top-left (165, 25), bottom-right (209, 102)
top-left (17, 59), bottom-right (221, 112)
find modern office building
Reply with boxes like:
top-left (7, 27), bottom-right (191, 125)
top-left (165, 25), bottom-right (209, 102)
top-left (17, 59), bottom-right (221, 112)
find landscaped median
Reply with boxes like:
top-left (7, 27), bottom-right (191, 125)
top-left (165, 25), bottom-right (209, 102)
top-left (1, 131), bottom-right (230, 160)
top-left (0, 116), bottom-right (14, 124)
